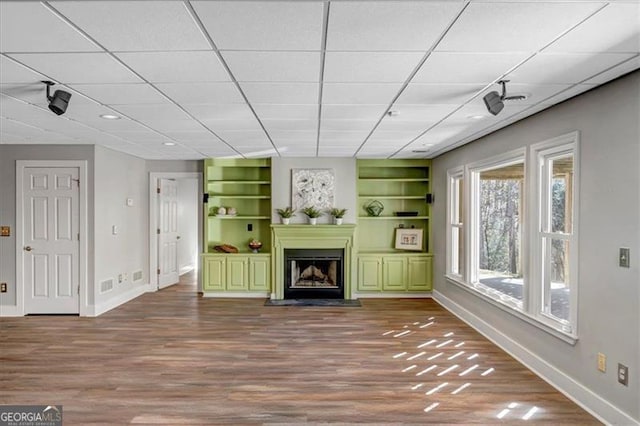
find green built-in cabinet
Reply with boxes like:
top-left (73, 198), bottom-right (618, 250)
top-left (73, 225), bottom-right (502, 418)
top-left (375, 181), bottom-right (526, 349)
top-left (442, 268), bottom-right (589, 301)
top-left (203, 254), bottom-right (270, 293)
top-left (202, 158), bottom-right (272, 294)
top-left (356, 159), bottom-right (433, 294)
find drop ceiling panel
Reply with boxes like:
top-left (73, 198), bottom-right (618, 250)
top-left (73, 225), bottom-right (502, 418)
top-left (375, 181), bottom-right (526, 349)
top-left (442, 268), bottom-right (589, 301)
top-left (202, 119), bottom-right (264, 132)
top-left (508, 53), bottom-right (636, 84)
top-left (155, 83), bottom-right (245, 104)
top-left (213, 129), bottom-right (271, 144)
top-left (327, 2), bottom-right (463, 51)
top-left (269, 130), bottom-right (318, 143)
top-left (9, 53), bottom-right (141, 84)
top-left (322, 83), bottom-right (403, 104)
top-left (70, 83), bottom-right (169, 105)
top-left (320, 120), bottom-right (377, 131)
top-left (52, 1), bottom-right (210, 51)
top-left (368, 130), bottom-right (421, 143)
top-left (115, 104), bottom-right (191, 122)
top-left (319, 130), bottom-right (371, 142)
top-left (437, 2), bottom-right (605, 52)
top-left (116, 52), bottom-right (230, 83)
top-left (321, 105), bottom-right (388, 121)
top-left (193, 1), bottom-right (323, 51)
top-left (0, 2), bottom-right (100, 53)
top-left (184, 104), bottom-right (255, 122)
top-left (374, 119), bottom-right (433, 133)
top-left (413, 53), bottom-right (529, 84)
top-left (240, 83), bottom-right (319, 104)
top-left (262, 120), bottom-right (318, 132)
top-left (396, 84), bottom-right (486, 105)
top-left (0, 56), bottom-right (48, 84)
top-left (324, 52), bottom-right (424, 83)
top-left (585, 55), bottom-right (640, 84)
top-left (253, 104), bottom-right (318, 121)
top-left (163, 130), bottom-right (224, 143)
top-left (387, 104), bottom-right (460, 121)
top-left (221, 51), bottom-right (321, 82)
top-left (547, 3), bottom-right (640, 53)
top-left (138, 119), bottom-right (205, 133)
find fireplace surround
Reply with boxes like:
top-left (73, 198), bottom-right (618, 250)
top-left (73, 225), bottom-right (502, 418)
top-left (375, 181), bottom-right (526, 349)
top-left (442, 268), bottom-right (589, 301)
top-left (271, 224), bottom-right (356, 300)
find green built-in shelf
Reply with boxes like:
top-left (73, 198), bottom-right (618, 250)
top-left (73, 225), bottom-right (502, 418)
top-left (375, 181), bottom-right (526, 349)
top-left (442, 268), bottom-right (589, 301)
top-left (358, 216), bottom-right (430, 220)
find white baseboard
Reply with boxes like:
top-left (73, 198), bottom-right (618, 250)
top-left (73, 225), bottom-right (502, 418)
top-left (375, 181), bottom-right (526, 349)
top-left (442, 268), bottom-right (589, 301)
top-left (354, 292), bottom-right (432, 298)
top-left (92, 284), bottom-right (150, 317)
top-left (180, 264), bottom-right (195, 275)
top-left (202, 291), bottom-right (269, 298)
top-left (0, 305), bottom-right (22, 316)
top-left (433, 290), bottom-right (639, 426)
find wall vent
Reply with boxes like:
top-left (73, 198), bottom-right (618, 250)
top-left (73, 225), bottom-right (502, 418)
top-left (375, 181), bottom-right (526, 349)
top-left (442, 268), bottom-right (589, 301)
top-left (132, 270), bottom-right (143, 283)
top-left (100, 278), bottom-right (114, 293)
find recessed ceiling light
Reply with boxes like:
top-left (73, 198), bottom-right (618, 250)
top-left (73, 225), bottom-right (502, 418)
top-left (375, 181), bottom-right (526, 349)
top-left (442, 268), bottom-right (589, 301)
top-left (99, 114), bottom-right (121, 120)
top-left (387, 110), bottom-right (400, 117)
top-left (162, 142), bottom-right (176, 146)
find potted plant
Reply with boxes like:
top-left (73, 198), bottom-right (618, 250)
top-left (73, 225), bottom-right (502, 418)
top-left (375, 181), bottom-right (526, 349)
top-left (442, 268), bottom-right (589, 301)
top-left (276, 207), bottom-right (295, 225)
top-left (330, 208), bottom-right (347, 225)
top-left (301, 206), bottom-right (322, 225)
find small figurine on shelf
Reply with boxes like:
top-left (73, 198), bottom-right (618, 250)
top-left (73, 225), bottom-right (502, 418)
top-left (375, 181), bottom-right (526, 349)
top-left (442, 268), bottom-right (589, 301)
top-left (248, 239), bottom-right (262, 253)
top-left (226, 206), bottom-right (237, 216)
top-left (217, 206), bottom-right (227, 216)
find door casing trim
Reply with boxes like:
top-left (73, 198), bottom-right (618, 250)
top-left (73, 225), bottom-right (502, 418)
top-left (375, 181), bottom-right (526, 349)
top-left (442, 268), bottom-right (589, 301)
top-left (16, 160), bottom-right (89, 316)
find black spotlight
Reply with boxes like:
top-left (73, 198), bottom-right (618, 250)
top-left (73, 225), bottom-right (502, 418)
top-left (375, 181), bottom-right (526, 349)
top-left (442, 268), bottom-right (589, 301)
top-left (43, 81), bottom-right (71, 115)
top-left (483, 80), bottom-right (526, 116)
top-left (483, 90), bottom-right (504, 116)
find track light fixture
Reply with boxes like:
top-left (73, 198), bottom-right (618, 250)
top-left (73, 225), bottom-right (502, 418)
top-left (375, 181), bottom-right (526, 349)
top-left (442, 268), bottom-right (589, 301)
top-left (42, 81), bottom-right (71, 115)
top-left (483, 80), bottom-right (526, 116)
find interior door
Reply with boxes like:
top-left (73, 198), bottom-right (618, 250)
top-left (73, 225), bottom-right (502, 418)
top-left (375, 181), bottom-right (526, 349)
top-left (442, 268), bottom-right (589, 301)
top-left (23, 167), bottom-right (80, 314)
top-left (158, 178), bottom-right (179, 288)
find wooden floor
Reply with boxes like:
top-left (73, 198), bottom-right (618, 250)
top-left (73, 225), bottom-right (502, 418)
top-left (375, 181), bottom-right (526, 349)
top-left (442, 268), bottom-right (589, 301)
top-left (0, 271), bottom-right (599, 425)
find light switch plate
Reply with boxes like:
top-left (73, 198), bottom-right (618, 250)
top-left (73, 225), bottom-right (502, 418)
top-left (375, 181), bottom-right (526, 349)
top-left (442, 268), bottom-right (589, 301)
top-left (618, 363), bottom-right (629, 386)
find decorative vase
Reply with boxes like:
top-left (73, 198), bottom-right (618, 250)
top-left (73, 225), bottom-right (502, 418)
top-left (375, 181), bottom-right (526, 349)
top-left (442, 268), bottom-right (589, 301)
top-left (334, 218), bottom-right (343, 225)
top-left (309, 218), bottom-right (317, 225)
top-left (282, 218), bottom-right (290, 225)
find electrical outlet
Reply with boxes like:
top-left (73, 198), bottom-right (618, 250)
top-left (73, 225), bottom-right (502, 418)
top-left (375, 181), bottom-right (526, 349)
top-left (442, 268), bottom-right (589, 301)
top-left (619, 248), bottom-right (630, 268)
top-left (618, 363), bottom-right (629, 386)
top-left (118, 274), bottom-right (123, 283)
top-left (597, 353), bottom-right (606, 372)
top-left (0, 283), bottom-right (7, 293)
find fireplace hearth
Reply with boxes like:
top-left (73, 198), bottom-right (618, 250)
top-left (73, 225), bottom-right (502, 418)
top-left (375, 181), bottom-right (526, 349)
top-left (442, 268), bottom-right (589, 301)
top-left (284, 249), bottom-right (344, 299)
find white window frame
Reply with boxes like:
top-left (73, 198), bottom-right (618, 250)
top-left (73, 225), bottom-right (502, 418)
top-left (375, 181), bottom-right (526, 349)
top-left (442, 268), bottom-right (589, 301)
top-left (446, 167), bottom-right (464, 280)
top-left (529, 132), bottom-right (579, 337)
top-left (445, 134), bottom-right (580, 344)
top-left (467, 148), bottom-right (527, 311)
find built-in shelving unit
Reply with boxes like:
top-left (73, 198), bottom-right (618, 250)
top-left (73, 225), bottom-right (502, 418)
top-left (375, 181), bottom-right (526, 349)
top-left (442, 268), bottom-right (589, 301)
top-left (356, 159), bottom-right (433, 294)
top-left (203, 158), bottom-right (272, 254)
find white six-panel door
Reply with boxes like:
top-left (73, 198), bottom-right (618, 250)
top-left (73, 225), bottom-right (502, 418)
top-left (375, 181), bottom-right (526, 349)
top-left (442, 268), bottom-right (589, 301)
top-left (23, 167), bottom-right (80, 314)
top-left (158, 178), bottom-right (180, 288)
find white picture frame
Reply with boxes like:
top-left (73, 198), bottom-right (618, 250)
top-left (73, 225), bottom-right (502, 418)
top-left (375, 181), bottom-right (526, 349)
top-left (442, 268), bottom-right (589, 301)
top-left (395, 228), bottom-right (423, 251)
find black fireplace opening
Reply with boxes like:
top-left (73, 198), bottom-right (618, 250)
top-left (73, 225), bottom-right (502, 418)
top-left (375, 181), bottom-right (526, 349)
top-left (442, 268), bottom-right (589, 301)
top-left (284, 249), bottom-right (344, 299)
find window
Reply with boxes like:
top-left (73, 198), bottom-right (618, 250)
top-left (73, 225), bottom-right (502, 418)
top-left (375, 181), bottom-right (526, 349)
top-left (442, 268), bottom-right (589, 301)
top-left (469, 152), bottom-right (525, 310)
top-left (532, 135), bottom-right (578, 334)
top-left (446, 168), bottom-right (464, 278)
top-left (445, 133), bottom-right (579, 341)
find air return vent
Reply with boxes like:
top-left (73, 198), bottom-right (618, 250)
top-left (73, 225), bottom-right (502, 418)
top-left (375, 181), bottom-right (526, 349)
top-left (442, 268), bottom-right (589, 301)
top-left (132, 270), bottom-right (143, 283)
top-left (100, 278), bottom-right (114, 293)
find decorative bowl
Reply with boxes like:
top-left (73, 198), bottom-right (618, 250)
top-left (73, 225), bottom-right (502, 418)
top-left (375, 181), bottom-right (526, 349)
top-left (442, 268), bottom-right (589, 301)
top-left (248, 240), bottom-right (263, 253)
top-left (365, 200), bottom-right (384, 217)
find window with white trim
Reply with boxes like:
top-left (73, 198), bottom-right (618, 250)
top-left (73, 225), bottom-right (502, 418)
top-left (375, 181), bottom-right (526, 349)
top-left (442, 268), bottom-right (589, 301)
top-left (531, 136), bottom-right (578, 334)
top-left (445, 133), bottom-right (580, 341)
top-left (469, 151), bottom-right (525, 310)
top-left (447, 168), bottom-right (464, 278)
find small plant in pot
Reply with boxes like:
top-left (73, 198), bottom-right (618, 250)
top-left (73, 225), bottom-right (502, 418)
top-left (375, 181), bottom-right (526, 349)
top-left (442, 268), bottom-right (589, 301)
top-left (301, 206), bottom-right (322, 225)
top-left (276, 207), bottom-right (295, 225)
top-left (329, 208), bottom-right (347, 225)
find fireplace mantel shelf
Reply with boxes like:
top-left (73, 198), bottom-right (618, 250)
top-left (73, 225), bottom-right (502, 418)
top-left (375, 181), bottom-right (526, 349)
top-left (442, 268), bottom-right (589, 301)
top-left (271, 224), bottom-right (357, 300)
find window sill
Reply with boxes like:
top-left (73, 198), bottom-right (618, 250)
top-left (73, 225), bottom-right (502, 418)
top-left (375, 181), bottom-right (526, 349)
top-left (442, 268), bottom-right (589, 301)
top-left (445, 275), bottom-right (578, 346)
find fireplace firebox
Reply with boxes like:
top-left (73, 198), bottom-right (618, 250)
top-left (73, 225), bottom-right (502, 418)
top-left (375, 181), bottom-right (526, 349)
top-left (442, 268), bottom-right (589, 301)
top-left (284, 249), bottom-right (344, 299)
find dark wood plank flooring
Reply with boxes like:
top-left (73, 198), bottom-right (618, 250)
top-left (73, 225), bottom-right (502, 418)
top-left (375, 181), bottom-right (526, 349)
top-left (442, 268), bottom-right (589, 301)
top-left (0, 271), bottom-right (600, 425)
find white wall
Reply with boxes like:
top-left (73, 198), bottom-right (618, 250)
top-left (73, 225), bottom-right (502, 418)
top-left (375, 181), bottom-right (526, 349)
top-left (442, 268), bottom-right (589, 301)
top-left (431, 71), bottom-right (639, 423)
top-left (177, 178), bottom-right (198, 273)
top-left (271, 157), bottom-right (357, 225)
top-left (0, 145), bottom-right (95, 310)
top-left (93, 145), bottom-right (148, 312)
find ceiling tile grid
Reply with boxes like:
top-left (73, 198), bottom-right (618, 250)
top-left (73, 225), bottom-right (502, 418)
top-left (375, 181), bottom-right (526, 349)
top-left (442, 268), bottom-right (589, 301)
top-left (1, 0), bottom-right (638, 160)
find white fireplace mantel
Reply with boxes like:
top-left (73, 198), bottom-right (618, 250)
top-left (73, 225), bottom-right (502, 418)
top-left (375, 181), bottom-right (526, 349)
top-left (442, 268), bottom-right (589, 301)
top-left (271, 224), bottom-right (357, 300)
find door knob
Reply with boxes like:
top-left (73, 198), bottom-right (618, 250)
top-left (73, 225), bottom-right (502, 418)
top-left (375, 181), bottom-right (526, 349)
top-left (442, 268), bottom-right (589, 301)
top-left (24, 246), bottom-right (32, 251)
